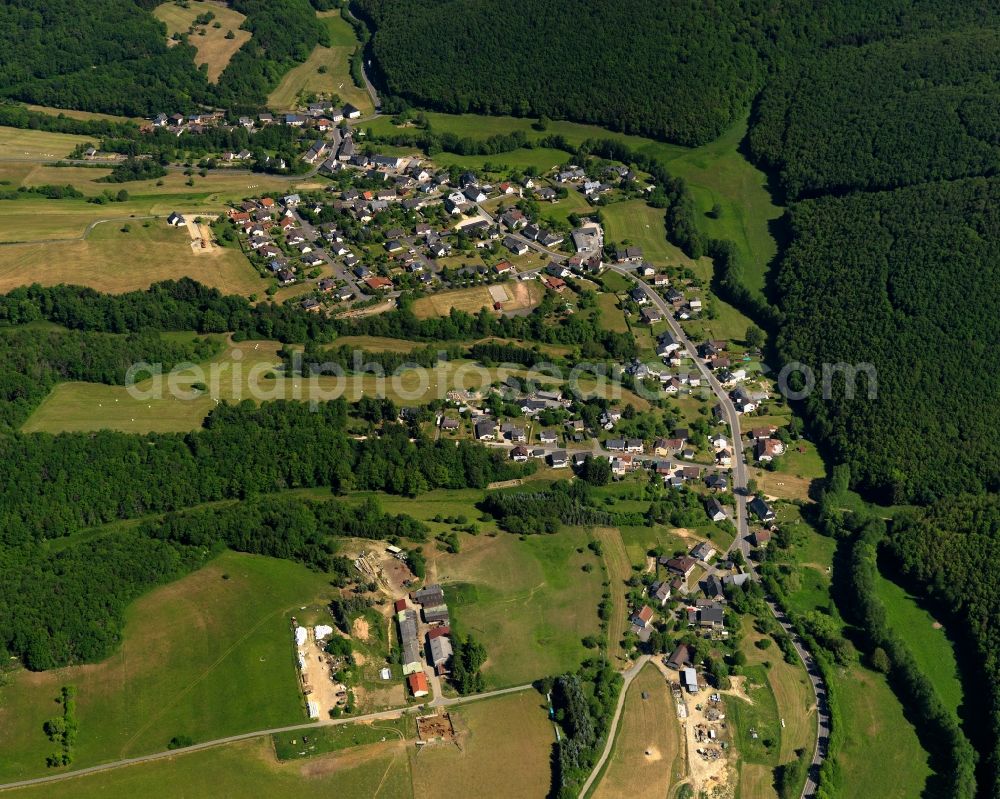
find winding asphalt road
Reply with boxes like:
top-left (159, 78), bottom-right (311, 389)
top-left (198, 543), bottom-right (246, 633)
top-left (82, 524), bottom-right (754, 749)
top-left (0, 682), bottom-right (535, 793)
top-left (603, 267), bottom-right (827, 799)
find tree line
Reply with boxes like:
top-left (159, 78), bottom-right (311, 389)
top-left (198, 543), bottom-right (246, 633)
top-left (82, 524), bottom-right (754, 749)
top-left (0, 279), bottom-right (637, 360)
top-left (840, 511), bottom-right (977, 798)
top-left (0, 398), bottom-right (530, 546)
top-left (539, 659), bottom-right (622, 798)
top-left (0, 492), bottom-right (430, 672)
top-left (886, 494), bottom-right (1000, 799)
top-left (0, 0), bottom-right (324, 117)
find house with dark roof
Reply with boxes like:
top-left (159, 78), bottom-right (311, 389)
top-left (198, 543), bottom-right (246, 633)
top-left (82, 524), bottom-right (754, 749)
top-left (662, 556), bottom-right (697, 579)
top-left (706, 498), bottom-right (727, 523)
top-left (749, 496), bottom-right (775, 522)
top-left (666, 643), bottom-right (695, 670)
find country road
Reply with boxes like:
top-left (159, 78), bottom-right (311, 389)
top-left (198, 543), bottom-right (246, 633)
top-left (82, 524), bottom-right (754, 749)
top-left (606, 267), bottom-right (827, 799)
top-left (0, 683), bottom-right (534, 792)
top-left (576, 656), bottom-right (650, 797)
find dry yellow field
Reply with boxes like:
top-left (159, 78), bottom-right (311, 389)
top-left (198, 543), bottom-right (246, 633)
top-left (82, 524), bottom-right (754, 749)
top-left (0, 221), bottom-right (263, 295)
top-left (592, 663), bottom-right (684, 799)
top-left (154, 0), bottom-right (251, 82)
top-left (268, 14), bottom-right (372, 113)
top-left (409, 691), bottom-right (553, 799)
top-left (593, 527), bottom-right (631, 665)
top-left (740, 763), bottom-right (779, 799)
top-left (0, 126), bottom-right (93, 159)
top-left (742, 622), bottom-right (817, 763)
top-left (411, 280), bottom-right (544, 319)
top-left (23, 104), bottom-right (142, 124)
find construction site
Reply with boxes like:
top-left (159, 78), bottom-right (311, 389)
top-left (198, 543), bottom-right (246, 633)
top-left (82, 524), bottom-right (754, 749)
top-left (292, 620), bottom-right (350, 720)
top-left (668, 670), bottom-right (736, 798)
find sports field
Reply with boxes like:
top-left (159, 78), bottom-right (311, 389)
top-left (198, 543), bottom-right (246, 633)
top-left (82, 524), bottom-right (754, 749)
top-left (592, 663), bottom-right (684, 799)
top-left (268, 13), bottom-right (372, 114)
top-left (154, 1), bottom-right (251, 82)
top-left (409, 690), bottom-right (553, 799)
top-left (3, 738), bottom-right (413, 799)
top-left (0, 220), bottom-right (261, 295)
top-left (410, 280), bottom-right (544, 319)
top-left (0, 551), bottom-right (334, 782)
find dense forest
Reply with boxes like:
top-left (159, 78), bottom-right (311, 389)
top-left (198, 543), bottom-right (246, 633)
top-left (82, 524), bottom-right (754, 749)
top-left (0, 0), bottom-right (324, 115)
top-left (0, 279), bottom-right (636, 360)
top-left (749, 28), bottom-right (1000, 199)
top-left (0, 399), bottom-right (528, 545)
top-left (886, 495), bottom-right (1000, 798)
top-left (0, 492), bottom-right (431, 671)
top-left (773, 177), bottom-right (1000, 503)
top-left (353, 0), bottom-right (997, 146)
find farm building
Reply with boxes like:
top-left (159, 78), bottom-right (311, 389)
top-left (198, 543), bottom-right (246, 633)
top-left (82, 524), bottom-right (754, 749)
top-left (408, 671), bottom-right (430, 698)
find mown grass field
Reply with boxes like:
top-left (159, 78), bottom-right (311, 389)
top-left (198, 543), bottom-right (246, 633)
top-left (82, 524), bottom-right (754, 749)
top-left (591, 663), bottom-right (683, 799)
top-left (833, 665), bottom-right (931, 799)
top-left (432, 147), bottom-right (569, 174)
top-left (592, 527), bottom-right (631, 664)
top-left (0, 165), bottom-right (305, 246)
top-left (0, 220), bottom-right (261, 295)
top-left (767, 516), bottom-right (932, 798)
top-left (268, 13), bottom-right (371, 113)
top-left (601, 200), bottom-right (684, 265)
top-left (154, 0), bottom-right (251, 82)
top-left (272, 717), bottom-right (412, 760)
top-left (0, 126), bottom-right (93, 160)
top-left (540, 189), bottom-right (593, 225)
top-left (741, 623), bottom-right (816, 765)
top-left (596, 293), bottom-right (629, 333)
top-left (875, 574), bottom-right (963, 717)
top-left (22, 105), bottom-right (142, 124)
top-left (4, 738), bottom-right (413, 799)
top-left (20, 334), bottom-right (642, 435)
top-left (0, 552), bottom-right (334, 782)
top-left (410, 280), bottom-right (544, 318)
top-left (421, 526), bottom-right (603, 687)
top-left (660, 117), bottom-right (782, 296)
top-left (679, 295), bottom-right (756, 342)
top-left (409, 690), bottom-right (553, 799)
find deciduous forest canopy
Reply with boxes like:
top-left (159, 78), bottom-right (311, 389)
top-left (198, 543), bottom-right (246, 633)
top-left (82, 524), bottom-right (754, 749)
top-left (354, 0), bottom-right (999, 145)
top-left (0, 0), bottom-right (325, 115)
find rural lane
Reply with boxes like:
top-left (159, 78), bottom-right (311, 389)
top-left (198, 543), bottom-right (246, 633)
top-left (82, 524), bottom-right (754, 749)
top-left (607, 267), bottom-right (826, 799)
top-left (576, 656), bottom-right (650, 798)
top-left (0, 682), bottom-right (535, 793)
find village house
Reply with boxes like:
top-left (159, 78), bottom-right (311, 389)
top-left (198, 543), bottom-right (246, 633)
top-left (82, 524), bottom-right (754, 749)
top-left (662, 556), bottom-right (697, 580)
top-left (691, 541), bottom-right (717, 562)
top-left (706, 498), bottom-right (727, 523)
top-left (749, 496), bottom-right (775, 522)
